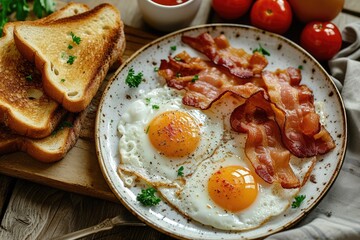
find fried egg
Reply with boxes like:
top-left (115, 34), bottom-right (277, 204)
top-left (118, 86), bottom-right (316, 231)
top-left (118, 86), bottom-right (224, 187)
top-left (159, 133), bottom-right (316, 231)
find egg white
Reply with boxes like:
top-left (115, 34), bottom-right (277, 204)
top-left (117, 86), bottom-right (316, 231)
top-left (159, 142), bottom-right (316, 231)
top-left (118, 86), bottom-right (224, 187)
top-left (158, 127), bottom-right (316, 231)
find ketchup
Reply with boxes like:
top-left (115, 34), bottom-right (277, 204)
top-left (151, 0), bottom-right (189, 6)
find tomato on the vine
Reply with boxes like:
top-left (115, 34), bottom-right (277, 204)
top-left (300, 22), bottom-right (342, 61)
top-left (250, 0), bottom-right (292, 34)
top-left (212, 0), bottom-right (253, 20)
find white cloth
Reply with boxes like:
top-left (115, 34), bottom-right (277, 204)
top-left (266, 22), bottom-right (360, 240)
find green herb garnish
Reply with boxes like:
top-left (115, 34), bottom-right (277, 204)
top-left (52, 120), bottom-right (73, 135)
top-left (145, 98), bottom-right (151, 105)
top-left (15, 0), bottom-right (30, 21)
top-left (0, 17), bottom-right (8, 36)
top-left (59, 121), bottom-right (73, 129)
top-left (137, 187), bottom-right (161, 206)
top-left (174, 57), bottom-right (182, 61)
top-left (67, 55), bottom-right (76, 65)
top-left (191, 74), bottom-right (199, 83)
top-left (0, 0), bottom-right (29, 30)
top-left (170, 45), bottom-right (177, 51)
top-left (1, 0), bottom-right (55, 36)
top-left (177, 166), bottom-right (184, 177)
top-left (60, 78), bottom-right (65, 82)
top-left (68, 44), bottom-right (73, 49)
top-left (70, 32), bottom-right (81, 45)
top-left (33, 0), bottom-right (55, 18)
top-left (176, 72), bottom-right (182, 78)
top-left (154, 66), bottom-right (159, 72)
top-left (145, 126), bottom-right (150, 134)
top-left (292, 195), bottom-right (306, 208)
top-left (125, 68), bottom-right (143, 88)
top-left (25, 74), bottom-right (32, 81)
top-left (253, 44), bottom-right (270, 56)
top-left (298, 65), bottom-right (303, 70)
top-left (152, 105), bottom-right (159, 110)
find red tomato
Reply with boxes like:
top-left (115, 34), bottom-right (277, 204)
top-left (250, 0), bottom-right (292, 34)
top-left (288, 0), bottom-right (344, 23)
top-left (212, 0), bottom-right (253, 19)
top-left (300, 22), bottom-right (342, 61)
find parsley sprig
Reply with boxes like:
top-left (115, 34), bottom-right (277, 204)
top-left (70, 32), bottom-right (81, 45)
top-left (191, 74), bottom-right (199, 83)
top-left (25, 74), bottom-right (32, 81)
top-left (65, 32), bottom-right (81, 65)
top-left (177, 166), bottom-right (184, 177)
top-left (67, 55), bottom-right (76, 65)
top-left (33, 0), bottom-right (55, 18)
top-left (137, 187), bottom-right (161, 206)
top-left (253, 44), bottom-right (271, 56)
top-left (125, 68), bottom-right (143, 88)
top-left (292, 195), bottom-right (306, 208)
top-left (52, 120), bottom-right (73, 135)
top-left (1, 0), bottom-right (55, 36)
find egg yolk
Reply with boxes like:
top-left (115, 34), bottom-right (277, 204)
top-left (147, 110), bottom-right (200, 158)
top-left (208, 165), bottom-right (258, 212)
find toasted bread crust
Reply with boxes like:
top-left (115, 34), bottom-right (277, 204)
top-left (0, 23), bottom-right (65, 137)
top-left (0, 110), bottom-right (86, 162)
top-left (0, 3), bottom-right (89, 138)
top-left (43, 3), bottom-right (89, 22)
top-left (14, 4), bottom-right (125, 112)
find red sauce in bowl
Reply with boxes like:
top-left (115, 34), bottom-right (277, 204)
top-left (151, 0), bottom-right (189, 6)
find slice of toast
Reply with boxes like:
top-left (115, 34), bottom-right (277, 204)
top-left (14, 3), bottom-right (125, 112)
top-left (0, 111), bottom-right (86, 163)
top-left (0, 3), bottom-right (89, 138)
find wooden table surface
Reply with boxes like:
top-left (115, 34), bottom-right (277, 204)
top-left (0, 0), bottom-right (359, 239)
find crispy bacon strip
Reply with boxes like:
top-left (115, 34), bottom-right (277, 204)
top-left (230, 92), bottom-right (300, 188)
top-left (182, 33), bottom-right (268, 78)
top-left (263, 68), bottom-right (335, 157)
top-left (159, 51), bottom-right (265, 109)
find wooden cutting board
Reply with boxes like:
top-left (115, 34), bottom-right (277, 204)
top-left (0, 26), bottom-right (159, 203)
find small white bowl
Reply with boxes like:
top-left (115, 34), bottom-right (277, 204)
top-left (137, 0), bottom-right (201, 32)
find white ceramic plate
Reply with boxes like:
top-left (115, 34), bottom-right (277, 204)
top-left (95, 24), bottom-right (347, 239)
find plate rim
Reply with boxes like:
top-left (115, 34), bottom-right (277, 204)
top-left (95, 23), bottom-right (348, 239)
